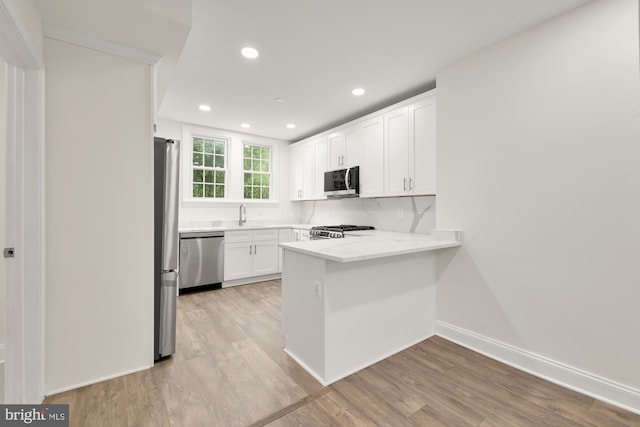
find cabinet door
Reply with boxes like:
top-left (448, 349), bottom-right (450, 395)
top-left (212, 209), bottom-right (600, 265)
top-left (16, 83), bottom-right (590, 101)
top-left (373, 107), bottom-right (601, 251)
top-left (384, 106), bottom-right (410, 196)
top-left (313, 137), bottom-right (328, 199)
top-left (409, 97), bottom-right (436, 195)
top-left (343, 125), bottom-right (359, 167)
top-left (290, 144), bottom-right (303, 200)
top-left (358, 116), bottom-right (384, 198)
top-left (223, 242), bottom-right (252, 281)
top-left (302, 143), bottom-right (314, 199)
top-left (327, 131), bottom-right (343, 170)
top-left (253, 240), bottom-right (278, 276)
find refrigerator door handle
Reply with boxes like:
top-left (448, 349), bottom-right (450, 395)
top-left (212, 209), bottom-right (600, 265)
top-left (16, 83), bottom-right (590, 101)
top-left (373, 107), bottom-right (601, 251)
top-left (159, 270), bottom-right (177, 357)
top-left (161, 140), bottom-right (180, 272)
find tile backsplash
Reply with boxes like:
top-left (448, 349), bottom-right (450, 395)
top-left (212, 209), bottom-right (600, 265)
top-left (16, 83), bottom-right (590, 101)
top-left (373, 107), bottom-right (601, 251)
top-left (300, 196), bottom-right (436, 234)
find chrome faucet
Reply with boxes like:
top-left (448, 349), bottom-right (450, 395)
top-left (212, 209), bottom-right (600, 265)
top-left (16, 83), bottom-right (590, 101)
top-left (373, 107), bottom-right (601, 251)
top-left (239, 203), bottom-right (247, 226)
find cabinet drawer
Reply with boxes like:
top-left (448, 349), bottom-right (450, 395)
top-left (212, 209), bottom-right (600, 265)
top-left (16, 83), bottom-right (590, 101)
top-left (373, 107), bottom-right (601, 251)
top-left (252, 228), bottom-right (278, 242)
top-left (225, 230), bottom-right (252, 243)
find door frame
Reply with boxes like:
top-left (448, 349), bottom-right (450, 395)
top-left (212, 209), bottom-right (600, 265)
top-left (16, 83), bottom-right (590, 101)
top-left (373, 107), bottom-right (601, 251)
top-left (0, 1), bottom-right (45, 404)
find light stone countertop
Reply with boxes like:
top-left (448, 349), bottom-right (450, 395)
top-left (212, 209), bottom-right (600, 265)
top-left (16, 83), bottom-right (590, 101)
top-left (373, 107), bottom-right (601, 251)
top-left (279, 229), bottom-right (462, 263)
top-left (179, 222), bottom-right (313, 234)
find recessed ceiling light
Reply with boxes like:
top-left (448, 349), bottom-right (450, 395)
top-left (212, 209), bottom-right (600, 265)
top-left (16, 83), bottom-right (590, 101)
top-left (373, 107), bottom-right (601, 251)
top-left (286, 123), bottom-right (296, 129)
top-left (275, 98), bottom-right (286, 103)
top-left (352, 88), bottom-right (365, 96)
top-left (241, 123), bottom-right (251, 129)
top-left (241, 47), bottom-right (259, 59)
top-left (198, 104), bottom-right (211, 111)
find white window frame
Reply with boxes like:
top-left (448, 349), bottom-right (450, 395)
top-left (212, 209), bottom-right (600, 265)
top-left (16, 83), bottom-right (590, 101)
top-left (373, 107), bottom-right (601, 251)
top-left (190, 135), bottom-right (228, 200)
top-left (181, 125), bottom-right (280, 206)
top-left (242, 142), bottom-right (273, 201)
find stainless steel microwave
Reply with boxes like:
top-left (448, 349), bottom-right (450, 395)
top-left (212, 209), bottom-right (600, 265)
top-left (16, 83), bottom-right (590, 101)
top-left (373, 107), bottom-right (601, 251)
top-left (324, 166), bottom-right (359, 198)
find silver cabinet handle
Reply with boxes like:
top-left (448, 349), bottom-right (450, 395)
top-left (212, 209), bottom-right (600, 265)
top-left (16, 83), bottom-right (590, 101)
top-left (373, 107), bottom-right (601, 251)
top-left (254, 244), bottom-right (257, 254)
top-left (409, 177), bottom-right (413, 190)
top-left (403, 178), bottom-right (407, 191)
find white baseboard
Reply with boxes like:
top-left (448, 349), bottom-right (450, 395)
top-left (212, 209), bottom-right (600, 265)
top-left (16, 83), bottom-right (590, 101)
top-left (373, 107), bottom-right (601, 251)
top-left (45, 364), bottom-right (152, 397)
top-left (285, 333), bottom-right (435, 387)
top-left (222, 273), bottom-right (281, 288)
top-left (436, 321), bottom-right (640, 416)
top-left (284, 348), bottom-right (328, 386)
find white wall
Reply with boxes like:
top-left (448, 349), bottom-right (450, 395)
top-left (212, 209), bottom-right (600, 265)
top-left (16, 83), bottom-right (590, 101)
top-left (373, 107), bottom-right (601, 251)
top-left (156, 119), bottom-right (301, 226)
top-left (44, 38), bottom-right (153, 393)
top-left (436, 0), bottom-right (640, 409)
top-left (0, 54), bottom-right (6, 404)
top-left (299, 196), bottom-right (436, 235)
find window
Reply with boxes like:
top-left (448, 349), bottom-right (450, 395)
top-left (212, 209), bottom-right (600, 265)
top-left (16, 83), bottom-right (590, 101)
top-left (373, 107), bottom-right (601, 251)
top-left (243, 144), bottom-right (271, 200)
top-left (192, 137), bottom-right (226, 198)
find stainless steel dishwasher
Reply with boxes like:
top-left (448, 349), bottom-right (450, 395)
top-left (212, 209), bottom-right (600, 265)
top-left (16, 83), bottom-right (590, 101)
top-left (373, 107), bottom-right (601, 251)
top-left (179, 231), bottom-right (224, 290)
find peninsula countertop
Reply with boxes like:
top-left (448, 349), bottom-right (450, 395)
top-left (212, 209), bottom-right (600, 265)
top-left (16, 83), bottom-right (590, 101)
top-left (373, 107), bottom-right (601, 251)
top-left (279, 229), bottom-right (461, 263)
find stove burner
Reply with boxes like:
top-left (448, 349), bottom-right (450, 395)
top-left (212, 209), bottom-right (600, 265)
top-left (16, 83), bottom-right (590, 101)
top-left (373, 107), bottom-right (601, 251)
top-left (310, 225), bottom-right (375, 239)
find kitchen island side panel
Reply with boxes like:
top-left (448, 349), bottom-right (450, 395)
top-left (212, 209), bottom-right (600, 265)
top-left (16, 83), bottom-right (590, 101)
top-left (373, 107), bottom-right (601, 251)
top-left (324, 252), bottom-right (436, 384)
top-left (281, 250), bottom-right (327, 382)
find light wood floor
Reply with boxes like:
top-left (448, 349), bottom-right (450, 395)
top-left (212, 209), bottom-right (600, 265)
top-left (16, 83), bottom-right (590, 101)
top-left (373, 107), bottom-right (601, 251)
top-left (45, 280), bottom-right (640, 426)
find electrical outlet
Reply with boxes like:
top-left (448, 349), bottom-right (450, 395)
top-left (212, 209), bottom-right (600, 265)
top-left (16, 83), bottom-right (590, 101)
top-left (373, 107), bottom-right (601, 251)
top-left (314, 280), bottom-right (323, 299)
top-left (397, 208), bottom-right (404, 218)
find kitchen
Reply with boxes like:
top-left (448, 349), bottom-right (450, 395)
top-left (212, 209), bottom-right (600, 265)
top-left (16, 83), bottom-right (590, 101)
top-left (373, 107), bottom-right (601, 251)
top-left (1, 0), bottom-right (640, 425)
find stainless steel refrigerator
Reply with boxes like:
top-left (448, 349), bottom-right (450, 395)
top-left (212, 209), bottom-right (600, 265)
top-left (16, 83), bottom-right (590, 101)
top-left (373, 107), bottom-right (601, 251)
top-left (154, 137), bottom-right (179, 360)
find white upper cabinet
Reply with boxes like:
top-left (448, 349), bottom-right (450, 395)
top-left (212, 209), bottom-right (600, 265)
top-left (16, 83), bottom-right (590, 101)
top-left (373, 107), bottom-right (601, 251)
top-left (328, 131), bottom-right (342, 170)
top-left (290, 144), bottom-right (303, 200)
top-left (343, 126), bottom-right (360, 168)
top-left (384, 106), bottom-right (410, 196)
top-left (384, 92), bottom-right (436, 196)
top-left (290, 142), bottom-right (314, 200)
top-left (358, 116), bottom-right (384, 198)
top-left (313, 136), bottom-right (328, 199)
top-left (328, 125), bottom-right (359, 170)
top-left (291, 89), bottom-right (436, 200)
top-left (409, 97), bottom-right (436, 195)
top-left (302, 142), bottom-right (314, 198)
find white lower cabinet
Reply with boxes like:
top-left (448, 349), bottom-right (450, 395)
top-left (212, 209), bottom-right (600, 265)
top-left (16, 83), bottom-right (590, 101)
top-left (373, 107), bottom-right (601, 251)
top-left (224, 229), bottom-right (278, 281)
top-left (224, 241), bottom-right (253, 280)
top-left (253, 240), bottom-right (278, 276)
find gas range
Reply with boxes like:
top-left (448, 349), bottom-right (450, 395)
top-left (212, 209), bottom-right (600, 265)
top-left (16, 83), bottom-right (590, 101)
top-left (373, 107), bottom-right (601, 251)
top-left (309, 225), bottom-right (375, 239)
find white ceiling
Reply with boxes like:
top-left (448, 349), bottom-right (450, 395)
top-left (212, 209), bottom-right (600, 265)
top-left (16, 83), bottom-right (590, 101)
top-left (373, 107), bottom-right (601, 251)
top-left (35, 0), bottom-right (591, 142)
